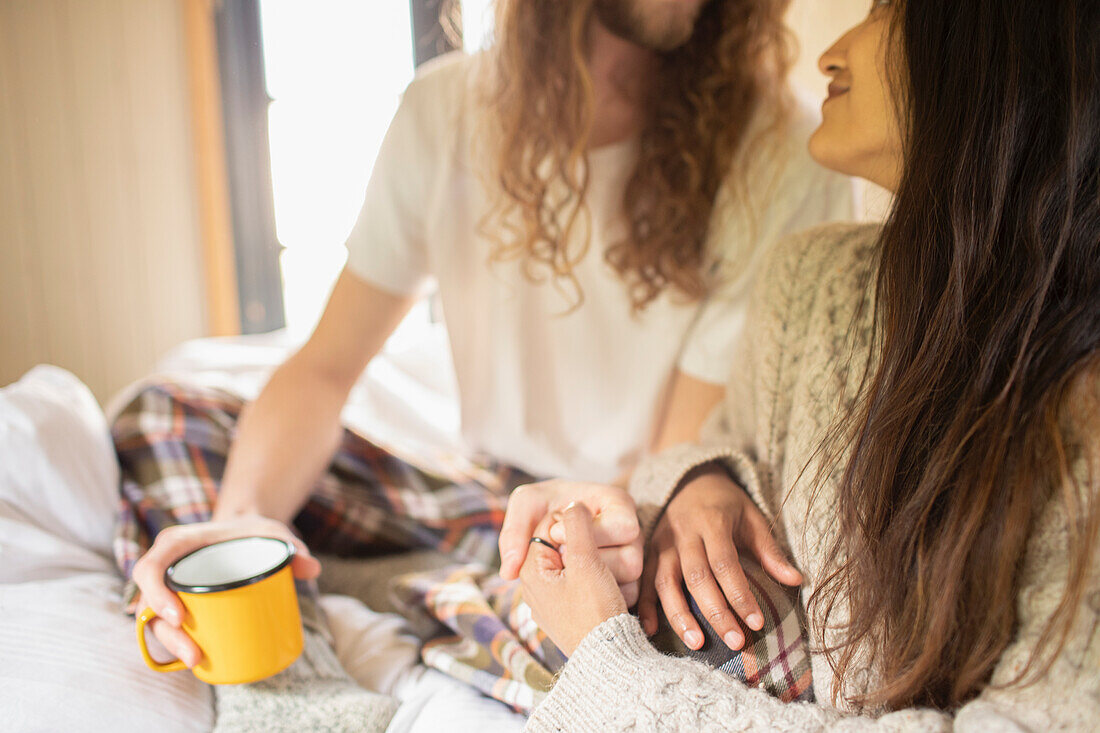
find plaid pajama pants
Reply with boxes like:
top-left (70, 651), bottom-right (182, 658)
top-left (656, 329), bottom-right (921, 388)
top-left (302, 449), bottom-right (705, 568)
top-left (111, 379), bottom-right (535, 604)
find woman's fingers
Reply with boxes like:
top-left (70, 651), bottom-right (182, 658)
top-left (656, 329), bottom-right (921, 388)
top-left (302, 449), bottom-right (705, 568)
top-left (148, 616), bottom-right (202, 668)
top-left (522, 510), bottom-right (563, 576)
top-left (637, 549), bottom-right (661, 636)
top-left (738, 506), bottom-right (803, 586)
top-left (701, 530), bottom-right (762, 632)
top-left (519, 503), bottom-right (627, 656)
top-left (503, 481), bottom-right (639, 581)
top-left (679, 537), bottom-right (747, 650)
top-left (559, 502), bottom-right (600, 568)
top-left (654, 548), bottom-right (705, 650)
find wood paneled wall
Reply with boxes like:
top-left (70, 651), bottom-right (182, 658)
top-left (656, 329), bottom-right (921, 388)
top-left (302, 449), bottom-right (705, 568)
top-left (0, 0), bottom-right (208, 402)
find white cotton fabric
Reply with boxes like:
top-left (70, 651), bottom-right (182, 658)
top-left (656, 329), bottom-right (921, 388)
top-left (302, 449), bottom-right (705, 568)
top-left (0, 366), bottom-right (214, 733)
top-left (345, 51), bottom-right (857, 483)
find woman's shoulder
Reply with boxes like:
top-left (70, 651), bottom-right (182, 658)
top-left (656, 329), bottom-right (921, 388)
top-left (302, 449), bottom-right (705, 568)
top-left (756, 221), bottom-right (882, 302)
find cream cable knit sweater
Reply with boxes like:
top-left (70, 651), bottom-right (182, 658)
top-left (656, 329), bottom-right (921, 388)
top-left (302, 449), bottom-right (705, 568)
top-left (527, 223), bottom-right (1100, 732)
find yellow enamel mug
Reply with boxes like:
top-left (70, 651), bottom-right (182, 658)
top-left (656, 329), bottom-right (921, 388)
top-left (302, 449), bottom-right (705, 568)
top-left (136, 536), bottom-right (304, 685)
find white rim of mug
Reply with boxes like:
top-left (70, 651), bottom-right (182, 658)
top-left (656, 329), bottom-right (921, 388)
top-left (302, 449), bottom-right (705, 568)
top-left (164, 536), bottom-right (295, 594)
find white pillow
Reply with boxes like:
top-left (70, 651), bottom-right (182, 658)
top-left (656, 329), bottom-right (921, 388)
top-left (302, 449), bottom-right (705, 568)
top-left (0, 573), bottom-right (214, 732)
top-left (0, 365), bottom-right (118, 581)
top-left (0, 366), bottom-right (214, 732)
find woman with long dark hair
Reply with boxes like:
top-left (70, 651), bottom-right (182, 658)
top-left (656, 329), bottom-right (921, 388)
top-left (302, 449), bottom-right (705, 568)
top-left (517, 0), bottom-right (1100, 728)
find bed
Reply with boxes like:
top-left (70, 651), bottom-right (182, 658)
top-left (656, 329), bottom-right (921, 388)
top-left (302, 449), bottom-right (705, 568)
top-left (0, 328), bottom-right (527, 732)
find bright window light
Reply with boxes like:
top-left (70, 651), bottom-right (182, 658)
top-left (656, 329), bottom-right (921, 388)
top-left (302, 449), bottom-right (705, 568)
top-left (462, 0), bottom-right (494, 52)
top-left (259, 0), bottom-right (415, 337)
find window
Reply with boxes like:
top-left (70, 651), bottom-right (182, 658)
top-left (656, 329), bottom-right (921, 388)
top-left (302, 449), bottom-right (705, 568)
top-left (219, 0), bottom-right (470, 337)
top-left (260, 0), bottom-right (416, 335)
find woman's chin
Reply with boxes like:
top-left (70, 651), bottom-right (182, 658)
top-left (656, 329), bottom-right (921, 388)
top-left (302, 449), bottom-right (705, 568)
top-left (807, 128), bottom-right (848, 176)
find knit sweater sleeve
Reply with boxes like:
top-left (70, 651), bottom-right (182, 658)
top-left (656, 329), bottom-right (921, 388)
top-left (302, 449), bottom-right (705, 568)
top-left (533, 224), bottom-right (1100, 731)
top-left (527, 535), bottom-right (1100, 733)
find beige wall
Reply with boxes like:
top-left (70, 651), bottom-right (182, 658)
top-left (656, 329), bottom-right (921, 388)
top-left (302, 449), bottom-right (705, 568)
top-left (788, 0), bottom-right (869, 99)
top-left (0, 0), bottom-right (208, 402)
top-left (787, 0), bottom-right (893, 220)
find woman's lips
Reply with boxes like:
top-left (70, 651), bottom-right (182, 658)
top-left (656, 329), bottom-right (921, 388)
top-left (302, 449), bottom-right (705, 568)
top-left (825, 82), bottom-right (850, 102)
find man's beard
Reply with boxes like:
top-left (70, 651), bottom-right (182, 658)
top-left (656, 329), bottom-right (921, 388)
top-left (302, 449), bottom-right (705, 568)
top-left (593, 0), bottom-right (707, 53)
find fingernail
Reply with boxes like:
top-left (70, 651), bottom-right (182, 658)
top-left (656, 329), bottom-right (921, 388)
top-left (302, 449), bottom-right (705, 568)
top-left (724, 631), bottom-right (743, 650)
top-left (685, 630), bottom-right (703, 648)
top-left (564, 501), bottom-right (578, 512)
top-left (746, 613), bottom-right (763, 630)
top-left (161, 607), bottom-right (180, 626)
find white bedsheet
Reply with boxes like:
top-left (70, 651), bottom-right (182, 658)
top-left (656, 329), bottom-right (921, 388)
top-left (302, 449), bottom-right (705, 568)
top-left (0, 366), bottom-right (213, 732)
top-left (1, 360), bottom-right (528, 732)
top-left (106, 326), bottom-right (467, 469)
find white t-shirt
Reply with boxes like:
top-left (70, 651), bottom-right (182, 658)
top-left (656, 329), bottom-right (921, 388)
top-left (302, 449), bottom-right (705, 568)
top-left (345, 52), bottom-right (856, 482)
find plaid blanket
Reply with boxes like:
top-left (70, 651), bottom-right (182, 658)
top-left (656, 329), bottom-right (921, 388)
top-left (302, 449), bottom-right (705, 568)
top-left (111, 379), bottom-right (532, 609)
top-left (391, 560), bottom-right (814, 713)
top-left (112, 379), bottom-right (813, 708)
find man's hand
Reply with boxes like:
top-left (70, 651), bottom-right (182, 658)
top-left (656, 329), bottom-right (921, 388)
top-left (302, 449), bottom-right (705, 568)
top-left (132, 515), bottom-right (321, 668)
top-left (637, 468), bottom-right (802, 651)
top-left (499, 479), bottom-right (643, 606)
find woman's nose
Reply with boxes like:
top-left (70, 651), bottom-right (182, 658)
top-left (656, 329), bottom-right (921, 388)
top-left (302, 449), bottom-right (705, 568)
top-left (818, 30), bottom-right (853, 77)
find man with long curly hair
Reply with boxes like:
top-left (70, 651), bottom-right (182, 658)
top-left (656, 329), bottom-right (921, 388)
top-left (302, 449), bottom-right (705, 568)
top-left (117, 1), bottom-right (854, 729)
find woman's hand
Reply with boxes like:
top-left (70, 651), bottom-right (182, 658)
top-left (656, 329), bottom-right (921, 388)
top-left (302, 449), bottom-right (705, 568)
top-left (131, 515), bottom-right (321, 667)
top-left (519, 503), bottom-right (629, 656)
top-left (638, 467), bottom-right (802, 652)
top-left (498, 479), bottom-right (644, 606)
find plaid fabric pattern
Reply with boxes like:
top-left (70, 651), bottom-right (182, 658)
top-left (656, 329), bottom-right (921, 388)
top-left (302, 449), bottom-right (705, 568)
top-left (390, 557), bottom-right (813, 714)
top-left (111, 380), bottom-right (533, 608)
top-left (649, 570), bottom-right (815, 704)
top-left (391, 565), bottom-right (567, 712)
top-left (112, 379), bottom-right (813, 709)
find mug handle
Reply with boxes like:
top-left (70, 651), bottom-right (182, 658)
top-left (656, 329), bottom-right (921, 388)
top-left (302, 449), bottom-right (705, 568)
top-left (136, 606), bottom-right (189, 673)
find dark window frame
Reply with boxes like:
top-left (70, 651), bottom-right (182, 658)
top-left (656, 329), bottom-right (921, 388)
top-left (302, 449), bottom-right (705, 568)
top-left (215, 0), bottom-right (459, 334)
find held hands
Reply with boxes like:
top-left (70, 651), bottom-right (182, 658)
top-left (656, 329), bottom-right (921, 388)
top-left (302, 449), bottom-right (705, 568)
top-left (131, 515), bottom-right (320, 668)
top-left (638, 468), bottom-right (803, 651)
top-left (520, 503), bottom-right (629, 656)
top-left (498, 479), bottom-right (644, 606)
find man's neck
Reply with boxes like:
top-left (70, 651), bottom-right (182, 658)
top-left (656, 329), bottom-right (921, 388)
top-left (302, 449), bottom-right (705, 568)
top-left (587, 19), bottom-right (656, 148)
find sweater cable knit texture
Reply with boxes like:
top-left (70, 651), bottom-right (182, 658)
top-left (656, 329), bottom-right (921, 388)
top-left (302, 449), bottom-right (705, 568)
top-left (527, 223), bottom-right (1100, 732)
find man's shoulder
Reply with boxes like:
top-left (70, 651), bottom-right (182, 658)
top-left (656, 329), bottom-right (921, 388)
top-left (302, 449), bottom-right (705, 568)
top-left (404, 51), bottom-right (483, 108)
top-left (411, 50), bottom-right (478, 85)
top-left (391, 51), bottom-right (486, 159)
